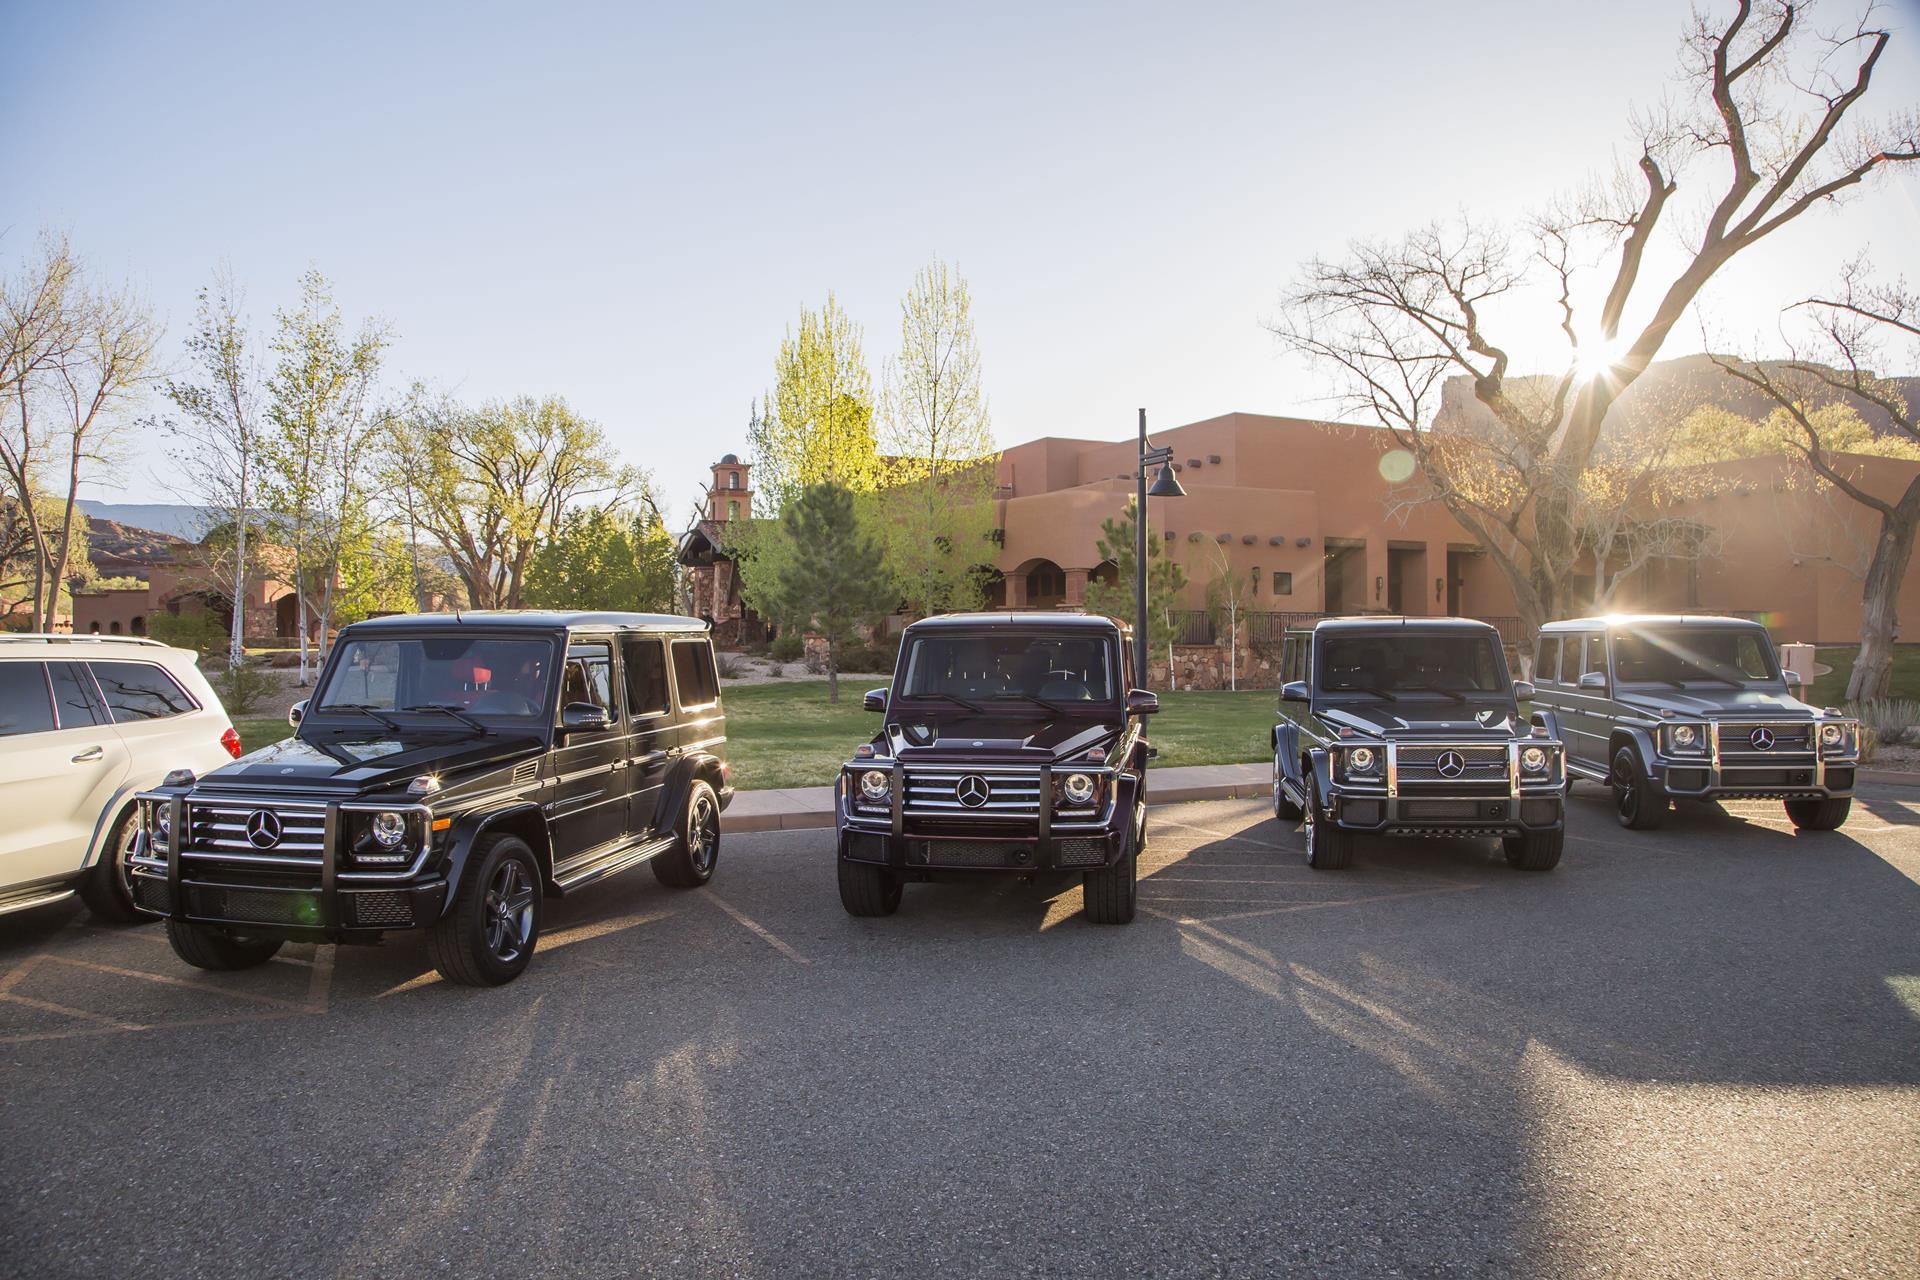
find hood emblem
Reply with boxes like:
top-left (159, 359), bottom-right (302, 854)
top-left (1435, 751), bottom-right (1466, 778)
top-left (955, 775), bottom-right (991, 808)
top-left (245, 810), bottom-right (284, 849)
top-left (1749, 727), bottom-right (1775, 751)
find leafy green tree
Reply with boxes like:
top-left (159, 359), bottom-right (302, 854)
top-left (524, 505), bottom-right (680, 613)
top-left (878, 259), bottom-right (998, 616)
top-left (737, 483), bottom-right (893, 702)
top-left (1084, 500), bottom-right (1187, 688)
top-left (751, 294), bottom-right (879, 511)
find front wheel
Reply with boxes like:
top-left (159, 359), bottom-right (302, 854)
top-left (1083, 810), bottom-right (1141, 925)
top-left (428, 835), bottom-right (542, 987)
top-left (1502, 830), bottom-right (1564, 871)
top-left (1304, 782), bottom-right (1355, 870)
top-left (1611, 747), bottom-right (1667, 830)
top-left (653, 780), bottom-right (720, 888)
top-left (837, 856), bottom-right (902, 917)
top-left (78, 806), bottom-right (145, 924)
top-left (1784, 796), bottom-right (1851, 831)
top-left (166, 920), bottom-right (283, 971)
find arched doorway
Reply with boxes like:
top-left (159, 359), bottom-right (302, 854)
top-left (1014, 558), bottom-right (1067, 610)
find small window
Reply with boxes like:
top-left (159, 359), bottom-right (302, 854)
top-left (1273, 571), bottom-right (1292, 596)
top-left (671, 640), bottom-right (718, 708)
top-left (0, 663), bottom-right (57, 737)
top-left (1538, 636), bottom-right (1561, 685)
top-left (561, 642), bottom-right (616, 717)
top-left (622, 637), bottom-right (670, 716)
top-left (50, 662), bottom-right (105, 727)
top-left (89, 661), bottom-right (197, 722)
top-left (727, 471), bottom-right (739, 490)
top-left (1581, 634), bottom-right (1607, 679)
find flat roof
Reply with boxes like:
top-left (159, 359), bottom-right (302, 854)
top-left (346, 610), bottom-right (708, 633)
top-left (905, 612), bottom-right (1124, 632)
top-left (1541, 614), bottom-right (1763, 631)
top-left (1311, 615), bottom-right (1499, 634)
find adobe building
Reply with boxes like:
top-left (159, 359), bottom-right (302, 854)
top-left (69, 530), bottom-right (313, 641)
top-left (678, 454), bottom-right (768, 649)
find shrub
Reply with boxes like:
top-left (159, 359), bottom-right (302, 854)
top-left (211, 660), bottom-right (279, 716)
top-left (147, 612), bottom-right (225, 658)
top-left (769, 632), bottom-right (804, 662)
top-left (1849, 697), bottom-right (1920, 749)
top-left (839, 636), bottom-right (900, 674)
top-left (715, 651), bottom-right (751, 679)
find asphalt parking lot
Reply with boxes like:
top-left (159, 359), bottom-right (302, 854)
top-left (3, 786), bottom-right (1918, 1280)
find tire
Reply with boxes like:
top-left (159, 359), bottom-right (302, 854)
top-left (428, 834), bottom-right (542, 987)
top-left (1303, 780), bottom-right (1355, 870)
top-left (77, 806), bottom-right (145, 924)
top-left (1083, 809), bottom-right (1142, 925)
top-left (1273, 755), bottom-right (1304, 822)
top-left (1611, 746), bottom-right (1667, 830)
top-left (652, 779), bottom-right (720, 889)
top-left (837, 855), bottom-right (902, 917)
top-left (1503, 829), bottom-right (1564, 871)
top-left (166, 920), bottom-right (283, 971)
top-left (1784, 796), bottom-right (1851, 831)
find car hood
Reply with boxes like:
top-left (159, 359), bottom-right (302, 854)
top-left (885, 712), bottom-right (1120, 764)
top-left (1614, 688), bottom-right (1818, 719)
top-left (194, 731), bottom-right (545, 797)
top-left (1316, 702), bottom-right (1526, 741)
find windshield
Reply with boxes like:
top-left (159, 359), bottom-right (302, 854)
top-left (899, 632), bottom-right (1115, 704)
top-left (1612, 627), bottom-right (1779, 687)
top-left (312, 637), bottom-right (555, 720)
top-left (1318, 633), bottom-right (1507, 696)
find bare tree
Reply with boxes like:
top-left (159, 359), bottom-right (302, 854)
top-left (1276, 2), bottom-right (1918, 639)
top-left (1716, 265), bottom-right (1920, 699)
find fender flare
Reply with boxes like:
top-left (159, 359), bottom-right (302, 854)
top-left (1307, 748), bottom-right (1335, 808)
top-left (444, 801), bottom-right (551, 898)
top-left (1529, 708), bottom-right (1562, 742)
top-left (77, 780), bottom-right (149, 873)
top-left (651, 752), bottom-right (727, 841)
top-left (1608, 725), bottom-right (1661, 777)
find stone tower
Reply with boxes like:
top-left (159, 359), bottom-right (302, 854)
top-left (710, 454), bottom-right (752, 524)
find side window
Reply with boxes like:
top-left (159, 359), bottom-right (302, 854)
top-left (671, 640), bottom-right (718, 709)
top-left (50, 662), bottom-right (106, 727)
top-left (561, 642), bottom-right (617, 717)
top-left (1581, 634), bottom-right (1607, 680)
top-left (1735, 634), bottom-right (1772, 680)
top-left (89, 660), bottom-right (197, 722)
top-left (1538, 637), bottom-right (1561, 686)
top-left (0, 663), bottom-right (56, 737)
top-left (622, 637), bottom-right (670, 716)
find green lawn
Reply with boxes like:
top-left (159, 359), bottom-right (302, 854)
top-left (218, 684), bottom-right (1282, 792)
top-left (1812, 645), bottom-right (1920, 705)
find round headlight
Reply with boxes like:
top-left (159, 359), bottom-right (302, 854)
top-left (858, 769), bottom-right (890, 802)
top-left (1672, 724), bottom-right (1697, 748)
top-left (1820, 723), bottom-right (1844, 747)
top-left (1062, 772), bottom-right (1096, 805)
top-left (1347, 746), bottom-right (1376, 773)
top-left (150, 806), bottom-right (171, 842)
top-left (371, 811), bottom-right (408, 848)
top-left (1521, 745), bottom-right (1549, 773)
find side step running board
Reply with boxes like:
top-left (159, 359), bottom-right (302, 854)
top-left (552, 836), bottom-right (676, 893)
top-left (0, 885), bottom-right (78, 919)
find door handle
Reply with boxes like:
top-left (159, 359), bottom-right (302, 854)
top-left (71, 745), bottom-right (104, 763)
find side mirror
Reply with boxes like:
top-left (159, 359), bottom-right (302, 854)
top-left (1578, 671), bottom-right (1608, 691)
top-left (1126, 689), bottom-right (1160, 716)
top-left (863, 688), bottom-right (888, 713)
top-left (1783, 669), bottom-right (1804, 688)
top-left (288, 700), bottom-right (307, 727)
top-left (1281, 680), bottom-right (1311, 703)
top-left (560, 702), bottom-right (614, 734)
top-left (1512, 680), bottom-right (1535, 701)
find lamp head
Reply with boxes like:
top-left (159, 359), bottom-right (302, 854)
top-left (1147, 465), bottom-right (1186, 499)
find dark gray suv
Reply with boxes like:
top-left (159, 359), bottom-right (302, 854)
top-left (1529, 615), bottom-right (1859, 832)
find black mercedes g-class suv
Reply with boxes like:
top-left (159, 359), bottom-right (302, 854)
top-left (835, 612), bottom-right (1158, 924)
top-left (1529, 614), bottom-right (1860, 831)
top-left (131, 611), bottom-right (731, 986)
top-left (1271, 617), bottom-right (1566, 870)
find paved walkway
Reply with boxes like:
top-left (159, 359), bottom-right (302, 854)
top-left (726, 762), bottom-right (1270, 832)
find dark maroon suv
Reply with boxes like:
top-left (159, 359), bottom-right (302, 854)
top-left (834, 612), bottom-right (1158, 925)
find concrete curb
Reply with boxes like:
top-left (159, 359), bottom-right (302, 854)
top-left (1860, 768), bottom-right (1920, 788)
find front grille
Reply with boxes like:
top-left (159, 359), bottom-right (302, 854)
top-left (1717, 768), bottom-right (1815, 788)
top-left (912, 839), bottom-right (1031, 868)
top-left (203, 887), bottom-right (302, 925)
top-left (1718, 722), bottom-right (1815, 764)
top-left (348, 891), bottom-right (414, 928)
top-left (1056, 838), bottom-right (1106, 867)
top-left (133, 876), bottom-right (171, 913)
top-left (186, 801), bottom-right (326, 860)
top-left (1395, 744), bottom-right (1509, 792)
top-left (843, 832), bottom-right (888, 862)
top-left (903, 769), bottom-right (1043, 816)
top-left (1401, 800), bottom-right (1479, 820)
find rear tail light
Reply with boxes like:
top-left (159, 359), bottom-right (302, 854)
top-left (220, 727), bottom-right (242, 758)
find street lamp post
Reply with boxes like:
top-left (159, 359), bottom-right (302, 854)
top-left (1134, 408), bottom-right (1185, 690)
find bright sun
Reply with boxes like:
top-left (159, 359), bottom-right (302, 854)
top-left (1574, 336), bottom-right (1631, 382)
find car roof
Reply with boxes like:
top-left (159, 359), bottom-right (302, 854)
top-left (0, 634), bottom-right (184, 656)
top-left (342, 610), bottom-right (710, 634)
top-left (903, 611), bottom-right (1125, 633)
top-left (1310, 615), bottom-right (1499, 635)
top-left (1540, 614), bottom-right (1764, 631)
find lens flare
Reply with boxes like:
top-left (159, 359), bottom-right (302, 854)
top-left (1378, 449), bottom-right (1415, 484)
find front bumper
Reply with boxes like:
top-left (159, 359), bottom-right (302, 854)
top-left (835, 769), bottom-right (1131, 872)
top-left (1326, 790), bottom-right (1564, 836)
top-left (1650, 756), bottom-right (1856, 801)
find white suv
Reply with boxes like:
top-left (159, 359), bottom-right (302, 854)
top-left (0, 635), bottom-right (242, 922)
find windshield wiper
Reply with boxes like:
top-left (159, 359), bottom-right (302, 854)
top-left (325, 703), bottom-right (402, 732)
top-left (1398, 683), bottom-right (1468, 704)
top-left (404, 704), bottom-right (493, 735)
top-left (907, 691), bottom-right (983, 713)
top-left (993, 692), bottom-right (1068, 715)
top-left (1326, 685), bottom-right (1396, 701)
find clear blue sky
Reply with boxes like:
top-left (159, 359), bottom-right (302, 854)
top-left (6, 0), bottom-right (1919, 524)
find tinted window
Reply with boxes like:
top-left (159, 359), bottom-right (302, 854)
top-left (1319, 632), bottom-right (1506, 696)
top-left (900, 632), bottom-right (1114, 703)
top-left (562, 642), bottom-right (617, 715)
top-left (50, 662), bottom-right (105, 727)
top-left (91, 661), bottom-right (196, 722)
top-left (1613, 627), bottom-right (1780, 686)
top-left (1581, 634), bottom-right (1607, 679)
top-left (671, 641), bottom-right (718, 708)
top-left (0, 663), bottom-right (56, 737)
top-left (314, 638), bottom-right (553, 719)
top-left (1538, 637), bottom-right (1561, 685)
top-left (622, 637), bottom-right (670, 716)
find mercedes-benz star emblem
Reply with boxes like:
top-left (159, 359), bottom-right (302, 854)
top-left (1749, 726), bottom-right (1776, 751)
top-left (245, 810), bottom-right (284, 849)
top-left (1435, 751), bottom-right (1467, 779)
top-left (955, 775), bottom-right (991, 808)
